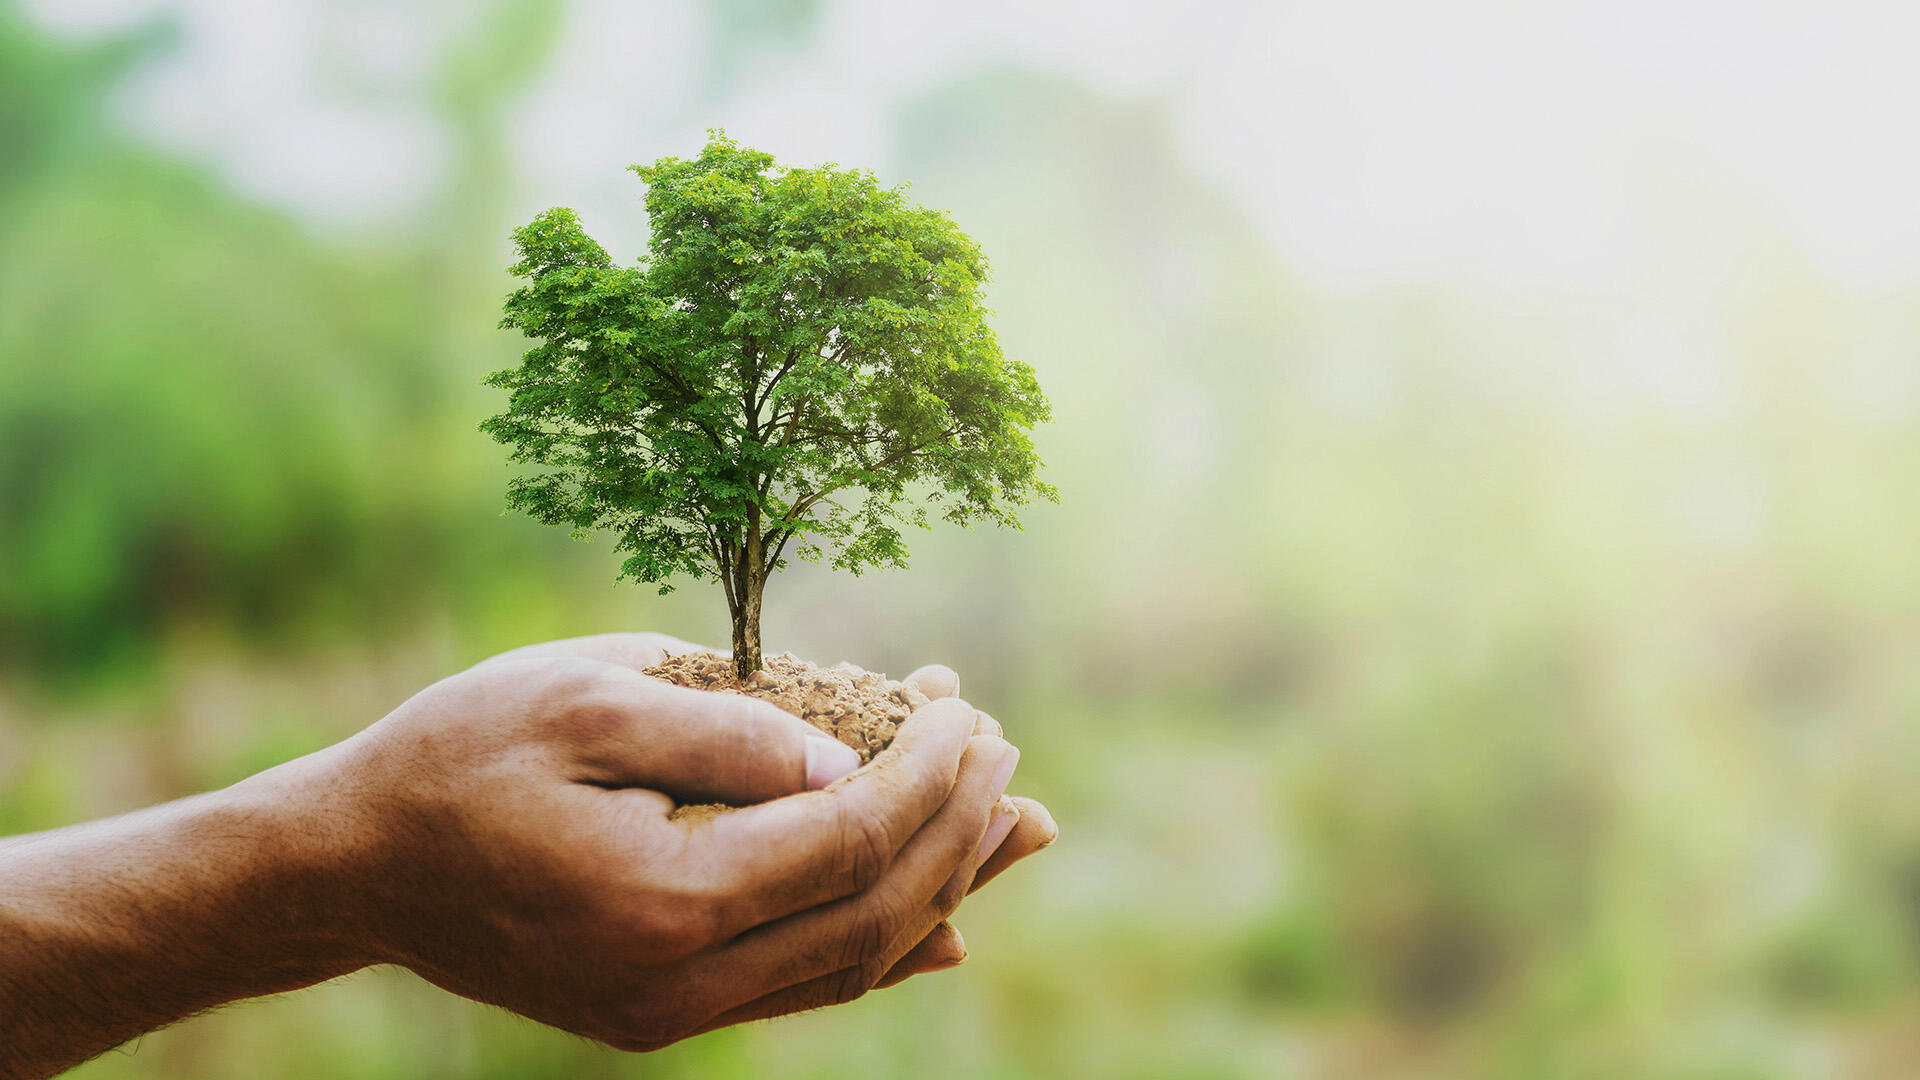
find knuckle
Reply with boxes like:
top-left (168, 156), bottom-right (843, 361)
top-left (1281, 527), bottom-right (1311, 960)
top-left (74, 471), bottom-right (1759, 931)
top-left (537, 656), bottom-right (617, 698)
top-left (908, 697), bottom-right (972, 742)
top-left (880, 761), bottom-right (944, 820)
top-left (528, 661), bottom-right (631, 721)
top-left (934, 873), bottom-right (970, 916)
top-left (815, 960), bottom-right (887, 1010)
top-left (833, 802), bottom-right (896, 893)
top-left (717, 691), bottom-right (767, 729)
top-left (677, 899), bottom-right (725, 954)
top-left (563, 696), bottom-right (631, 744)
top-left (722, 699), bottom-right (795, 776)
top-left (637, 893), bottom-right (722, 961)
top-left (837, 888), bottom-right (909, 969)
top-left (908, 767), bottom-right (949, 810)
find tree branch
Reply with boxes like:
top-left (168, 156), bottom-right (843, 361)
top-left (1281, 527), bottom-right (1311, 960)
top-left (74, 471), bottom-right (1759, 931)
top-left (774, 393), bottom-right (832, 449)
top-left (709, 528), bottom-right (738, 611)
top-left (762, 424), bottom-right (959, 539)
top-left (759, 343), bottom-right (804, 407)
top-left (765, 335), bottom-right (854, 444)
top-left (764, 526), bottom-right (795, 575)
top-left (784, 423), bottom-right (878, 449)
top-left (627, 349), bottom-right (731, 454)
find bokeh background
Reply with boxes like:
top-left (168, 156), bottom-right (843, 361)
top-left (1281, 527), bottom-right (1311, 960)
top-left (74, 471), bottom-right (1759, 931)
top-left (8, 1), bottom-right (1920, 1076)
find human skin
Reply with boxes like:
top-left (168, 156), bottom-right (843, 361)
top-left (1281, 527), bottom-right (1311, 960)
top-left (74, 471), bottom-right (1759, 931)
top-left (0, 633), bottom-right (1058, 1079)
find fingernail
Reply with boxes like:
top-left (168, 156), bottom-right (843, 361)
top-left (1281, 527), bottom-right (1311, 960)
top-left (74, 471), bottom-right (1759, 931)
top-left (805, 735), bottom-right (861, 790)
top-left (990, 744), bottom-right (1020, 797)
top-left (1028, 802), bottom-right (1060, 848)
top-left (978, 801), bottom-right (1019, 860)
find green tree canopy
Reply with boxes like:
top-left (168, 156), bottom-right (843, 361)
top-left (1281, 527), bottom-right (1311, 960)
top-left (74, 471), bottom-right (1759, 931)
top-left (483, 131), bottom-right (1054, 675)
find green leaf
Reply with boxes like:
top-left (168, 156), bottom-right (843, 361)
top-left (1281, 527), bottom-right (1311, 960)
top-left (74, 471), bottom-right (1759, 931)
top-left (482, 129), bottom-right (1056, 609)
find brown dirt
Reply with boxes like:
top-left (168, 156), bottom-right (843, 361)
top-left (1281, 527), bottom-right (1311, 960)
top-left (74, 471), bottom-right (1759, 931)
top-left (643, 651), bottom-right (931, 822)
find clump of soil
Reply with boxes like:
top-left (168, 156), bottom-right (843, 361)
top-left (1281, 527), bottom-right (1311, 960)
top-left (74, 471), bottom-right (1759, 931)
top-left (644, 651), bottom-right (931, 821)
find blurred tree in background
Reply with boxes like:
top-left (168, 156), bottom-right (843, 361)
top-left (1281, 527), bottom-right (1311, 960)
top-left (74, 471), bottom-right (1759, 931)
top-left (0, 11), bottom-right (461, 677)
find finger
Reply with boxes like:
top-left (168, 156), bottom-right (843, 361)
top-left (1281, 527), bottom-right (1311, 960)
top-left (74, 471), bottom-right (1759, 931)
top-left (903, 664), bottom-right (958, 701)
top-left (566, 668), bottom-right (858, 802)
top-left (869, 796), bottom-right (1012, 968)
top-left (738, 799), bottom-right (1008, 1014)
top-left (972, 709), bottom-right (1002, 738)
top-left (488, 632), bottom-right (711, 672)
top-left (686, 733), bottom-right (1015, 1022)
top-left (696, 851), bottom-right (983, 1030)
top-left (859, 797), bottom-right (1014, 991)
top-left (970, 796), bottom-right (1057, 893)
top-left (873, 922), bottom-right (966, 990)
top-left (693, 697), bottom-right (988, 933)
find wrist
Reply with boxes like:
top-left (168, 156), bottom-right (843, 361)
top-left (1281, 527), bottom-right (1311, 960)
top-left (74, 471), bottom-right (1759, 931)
top-left (0, 749), bottom-right (379, 1078)
top-left (219, 740), bottom-right (395, 974)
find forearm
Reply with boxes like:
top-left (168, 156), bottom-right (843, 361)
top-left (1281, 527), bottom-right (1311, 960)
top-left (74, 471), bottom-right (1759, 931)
top-left (0, 756), bottom-right (370, 1079)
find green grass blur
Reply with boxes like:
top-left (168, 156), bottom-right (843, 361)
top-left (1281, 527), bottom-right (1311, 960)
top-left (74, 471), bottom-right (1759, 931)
top-left (7, 4), bottom-right (1920, 1078)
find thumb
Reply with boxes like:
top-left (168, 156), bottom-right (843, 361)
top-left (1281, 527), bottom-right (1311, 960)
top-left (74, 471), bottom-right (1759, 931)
top-left (569, 675), bottom-right (862, 805)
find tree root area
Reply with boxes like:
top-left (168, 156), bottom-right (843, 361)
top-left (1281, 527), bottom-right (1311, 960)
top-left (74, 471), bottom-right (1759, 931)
top-left (643, 651), bottom-right (931, 822)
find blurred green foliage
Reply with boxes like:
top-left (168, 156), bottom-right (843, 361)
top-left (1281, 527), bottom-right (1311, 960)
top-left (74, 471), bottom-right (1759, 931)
top-left (0, 14), bottom-right (441, 675)
top-left (7, 4), bottom-right (1920, 1079)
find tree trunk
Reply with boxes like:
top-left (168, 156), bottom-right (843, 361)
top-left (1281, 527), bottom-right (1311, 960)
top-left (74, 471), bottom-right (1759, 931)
top-left (731, 569), bottom-right (764, 680)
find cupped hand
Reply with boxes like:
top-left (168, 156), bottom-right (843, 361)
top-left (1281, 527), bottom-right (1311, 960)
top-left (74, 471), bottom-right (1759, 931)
top-left (492, 634), bottom-right (1060, 994)
top-left (511, 634), bottom-right (1063, 990)
top-left (287, 632), bottom-right (1053, 1051)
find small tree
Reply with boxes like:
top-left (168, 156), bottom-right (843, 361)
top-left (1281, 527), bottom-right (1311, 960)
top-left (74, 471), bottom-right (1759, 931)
top-left (483, 132), bottom-right (1055, 678)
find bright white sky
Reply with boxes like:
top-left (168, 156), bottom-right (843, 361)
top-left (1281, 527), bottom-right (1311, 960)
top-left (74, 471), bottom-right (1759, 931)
top-left (21, 0), bottom-right (1920, 417)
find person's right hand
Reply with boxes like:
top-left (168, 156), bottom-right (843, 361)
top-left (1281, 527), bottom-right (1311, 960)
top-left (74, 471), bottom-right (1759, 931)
top-left (487, 633), bottom-right (1061, 994)
top-left (250, 635), bottom-right (1021, 1051)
